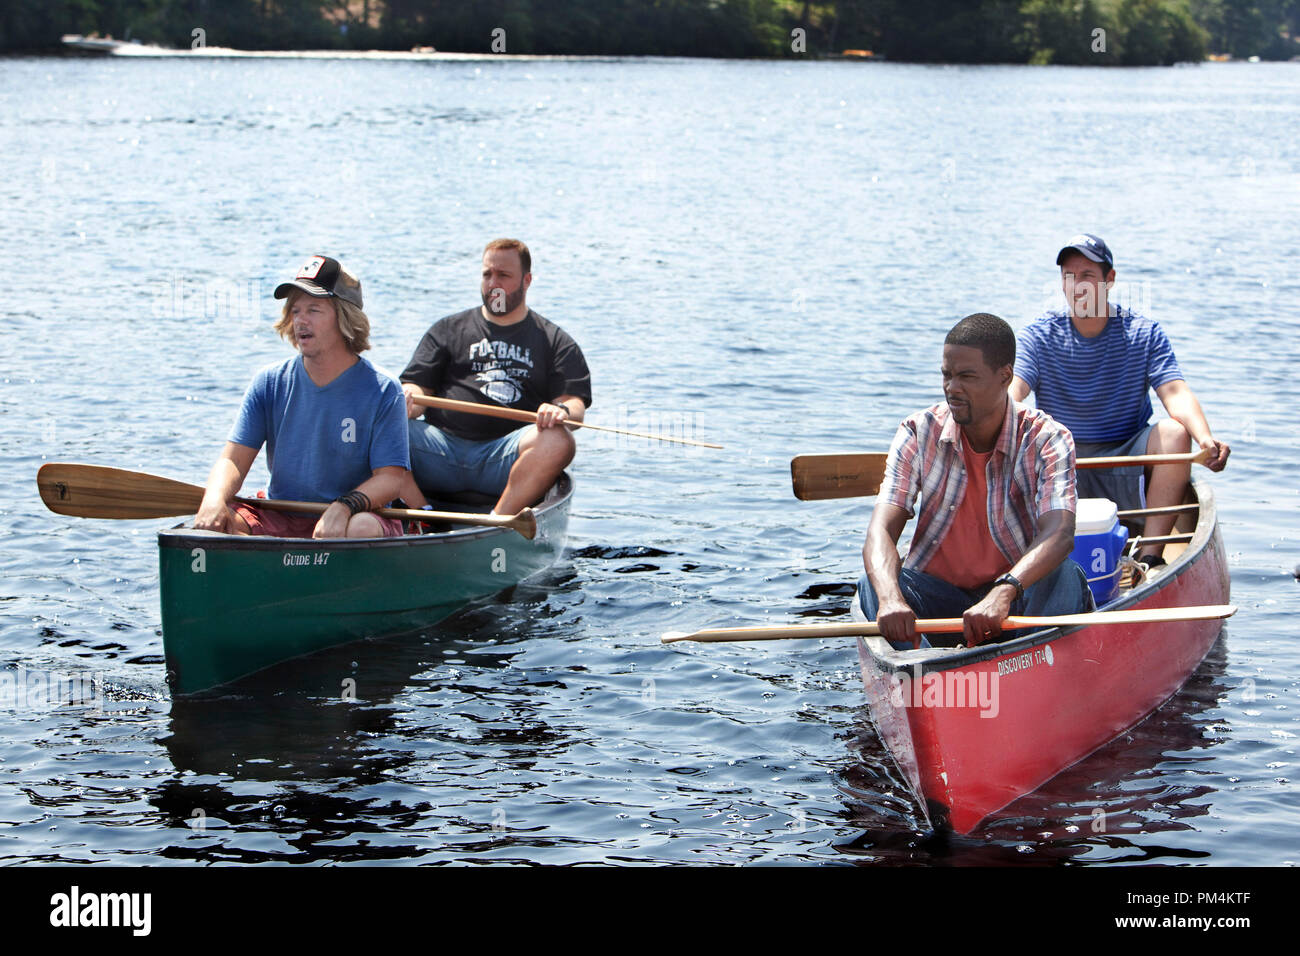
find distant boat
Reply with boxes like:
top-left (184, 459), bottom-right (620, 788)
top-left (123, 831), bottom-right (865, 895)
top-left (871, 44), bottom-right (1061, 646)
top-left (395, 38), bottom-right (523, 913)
top-left (61, 34), bottom-right (146, 54)
top-left (59, 34), bottom-right (608, 61)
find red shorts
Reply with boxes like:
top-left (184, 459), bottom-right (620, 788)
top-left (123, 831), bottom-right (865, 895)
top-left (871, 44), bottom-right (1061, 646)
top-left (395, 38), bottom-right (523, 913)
top-left (233, 503), bottom-right (403, 538)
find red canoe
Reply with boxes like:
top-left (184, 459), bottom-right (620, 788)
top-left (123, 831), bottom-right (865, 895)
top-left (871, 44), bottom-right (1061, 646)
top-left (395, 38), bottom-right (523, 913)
top-left (855, 478), bottom-right (1230, 833)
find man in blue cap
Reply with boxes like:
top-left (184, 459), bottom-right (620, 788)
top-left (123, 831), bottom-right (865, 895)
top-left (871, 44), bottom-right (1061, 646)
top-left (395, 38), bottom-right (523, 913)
top-left (1010, 235), bottom-right (1229, 570)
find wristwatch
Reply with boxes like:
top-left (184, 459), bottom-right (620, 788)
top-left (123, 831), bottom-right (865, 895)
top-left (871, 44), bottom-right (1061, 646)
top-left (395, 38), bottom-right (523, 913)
top-left (992, 573), bottom-right (1025, 603)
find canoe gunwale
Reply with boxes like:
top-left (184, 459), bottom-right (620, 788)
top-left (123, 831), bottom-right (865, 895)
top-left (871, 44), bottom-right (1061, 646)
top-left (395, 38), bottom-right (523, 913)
top-left (858, 478), bottom-right (1218, 676)
top-left (157, 473), bottom-right (573, 554)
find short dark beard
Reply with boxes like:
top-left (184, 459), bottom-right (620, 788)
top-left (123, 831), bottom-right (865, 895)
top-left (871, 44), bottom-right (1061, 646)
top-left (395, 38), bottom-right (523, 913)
top-left (482, 284), bottom-right (525, 316)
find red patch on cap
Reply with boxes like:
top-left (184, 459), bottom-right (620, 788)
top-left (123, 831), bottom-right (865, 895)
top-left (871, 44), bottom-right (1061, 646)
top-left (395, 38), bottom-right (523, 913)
top-left (296, 256), bottom-right (325, 280)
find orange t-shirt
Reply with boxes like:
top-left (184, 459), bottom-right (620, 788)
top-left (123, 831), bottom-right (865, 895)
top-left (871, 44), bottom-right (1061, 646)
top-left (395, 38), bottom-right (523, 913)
top-left (921, 440), bottom-right (1012, 590)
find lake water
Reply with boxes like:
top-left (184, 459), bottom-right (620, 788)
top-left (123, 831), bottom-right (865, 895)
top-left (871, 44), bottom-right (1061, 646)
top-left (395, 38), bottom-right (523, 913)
top-left (1, 53), bottom-right (1297, 866)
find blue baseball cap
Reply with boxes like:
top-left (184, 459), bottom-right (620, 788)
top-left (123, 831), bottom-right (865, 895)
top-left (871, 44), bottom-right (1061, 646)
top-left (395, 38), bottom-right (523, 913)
top-left (1056, 234), bottom-right (1114, 272)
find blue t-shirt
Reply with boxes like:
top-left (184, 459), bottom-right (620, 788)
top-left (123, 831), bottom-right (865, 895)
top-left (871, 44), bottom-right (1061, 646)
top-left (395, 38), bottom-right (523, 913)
top-left (230, 355), bottom-right (410, 503)
top-left (1014, 306), bottom-right (1184, 443)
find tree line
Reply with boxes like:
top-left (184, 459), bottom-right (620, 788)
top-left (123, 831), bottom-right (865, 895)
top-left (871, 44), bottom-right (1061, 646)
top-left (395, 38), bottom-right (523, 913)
top-left (4, 0), bottom-right (1298, 64)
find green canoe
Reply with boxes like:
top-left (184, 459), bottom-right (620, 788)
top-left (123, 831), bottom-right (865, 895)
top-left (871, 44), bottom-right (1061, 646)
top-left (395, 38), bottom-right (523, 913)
top-left (158, 474), bottom-right (573, 695)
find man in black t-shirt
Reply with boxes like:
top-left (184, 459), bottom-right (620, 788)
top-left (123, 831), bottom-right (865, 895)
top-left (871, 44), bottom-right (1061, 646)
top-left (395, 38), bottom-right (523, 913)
top-left (396, 239), bottom-right (592, 516)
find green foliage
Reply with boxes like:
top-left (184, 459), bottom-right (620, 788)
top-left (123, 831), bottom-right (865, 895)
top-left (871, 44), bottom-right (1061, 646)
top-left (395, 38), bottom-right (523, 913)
top-left (1188, 0), bottom-right (1300, 57)
top-left (856, 0), bottom-right (1208, 64)
top-left (1020, 0), bottom-right (1124, 64)
top-left (2, 0), bottom-right (1288, 61)
top-left (1, 0), bottom-right (120, 51)
top-left (367, 0), bottom-right (786, 56)
top-left (1118, 0), bottom-right (1207, 63)
top-left (856, 0), bottom-right (1030, 62)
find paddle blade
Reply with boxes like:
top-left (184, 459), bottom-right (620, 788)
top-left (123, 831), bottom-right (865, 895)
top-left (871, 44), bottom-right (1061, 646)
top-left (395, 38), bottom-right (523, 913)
top-left (37, 463), bottom-right (204, 519)
top-left (791, 453), bottom-right (888, 500)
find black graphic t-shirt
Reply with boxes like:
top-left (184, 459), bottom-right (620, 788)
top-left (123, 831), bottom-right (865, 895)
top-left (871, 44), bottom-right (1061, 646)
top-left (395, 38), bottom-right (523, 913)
top-left (401, 307), bottom-right (593, 441)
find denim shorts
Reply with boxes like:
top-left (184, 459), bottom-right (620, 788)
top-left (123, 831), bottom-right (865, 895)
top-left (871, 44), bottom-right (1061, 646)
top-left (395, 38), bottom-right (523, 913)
top-left (407, 419), bottom-right (523, 497)
top-left (1074, 424), bottom-right (1153, 512)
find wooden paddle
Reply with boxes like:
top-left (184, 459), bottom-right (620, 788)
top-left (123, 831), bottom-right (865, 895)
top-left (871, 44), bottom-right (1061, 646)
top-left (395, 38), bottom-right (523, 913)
top-left (1128, 532), bottom-right (1193, 548)
top-left (35, 463), bottom-right (539, 539)
top-left (1117, 503), bottom-right (1198, 520)
top-left (791, 446), bottom-right (1215, 500)
top-left (412, 395), bottom-right (723, 449)
top-left (661, 604), bottom-right (1237, 643)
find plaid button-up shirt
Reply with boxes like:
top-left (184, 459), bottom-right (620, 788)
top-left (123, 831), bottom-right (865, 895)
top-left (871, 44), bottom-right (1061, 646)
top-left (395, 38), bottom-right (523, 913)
top-left (879, 399), bottom-right (1077, 573)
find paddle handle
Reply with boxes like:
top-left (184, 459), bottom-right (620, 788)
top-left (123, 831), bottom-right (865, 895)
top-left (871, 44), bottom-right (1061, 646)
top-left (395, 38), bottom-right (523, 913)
top-left (662, 605), bottom-right (1237, 643)
top-left (237, 496), bottom-right (537, 539)
top-left (791, 447), bottom-right (1216, 501)
top-left (238, 496), bottom-right (457, 522)
top-left (1078, 447), bottom-right (1212, 469)
top-left (412, 395), bottom-right (723, 449)
top-left (1128, 532), bottom-right (1193, 547)
top-left (1117, 503), bottom-right (1198, 520)
top-left (414, 395), bottom-right (538, 426)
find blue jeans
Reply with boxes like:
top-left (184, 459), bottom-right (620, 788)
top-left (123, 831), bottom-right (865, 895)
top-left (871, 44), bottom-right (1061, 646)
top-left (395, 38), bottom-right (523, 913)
top-left (857, 560), bottom-right (1094, 649)
top-left (408, 420), bottom-right (523, 497)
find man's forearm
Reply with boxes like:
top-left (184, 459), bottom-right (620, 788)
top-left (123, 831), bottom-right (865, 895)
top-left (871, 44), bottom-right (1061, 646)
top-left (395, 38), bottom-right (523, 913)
top-left (195, 447), bottom-right (255, 532)
top-left (349, 468), bottom-right (406, 511)
top-left (1164, 389), bottom-right (1214, 445)
top-left (202, 457), bottom-right (245, 508)
top-left (865, 530), bottom-right (906, 606)
top-left (1006, 526), bottom-right (1074, 590)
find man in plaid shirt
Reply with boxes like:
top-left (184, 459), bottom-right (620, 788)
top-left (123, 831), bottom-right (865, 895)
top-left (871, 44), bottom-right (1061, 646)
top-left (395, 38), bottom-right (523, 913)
top-left (858, 313), bottom-right (1092, 649)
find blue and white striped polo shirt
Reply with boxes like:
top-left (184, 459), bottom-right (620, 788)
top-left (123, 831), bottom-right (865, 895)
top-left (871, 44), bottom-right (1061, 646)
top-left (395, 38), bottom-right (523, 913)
top-left (1014, 306), bottom-right (1184, 444)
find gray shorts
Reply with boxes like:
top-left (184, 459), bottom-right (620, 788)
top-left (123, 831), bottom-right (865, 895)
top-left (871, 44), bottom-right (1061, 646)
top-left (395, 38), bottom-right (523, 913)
top-left (408, 419), bottom-right (523, 497)
top-left (1074, 424), bottom-right (1154, 513)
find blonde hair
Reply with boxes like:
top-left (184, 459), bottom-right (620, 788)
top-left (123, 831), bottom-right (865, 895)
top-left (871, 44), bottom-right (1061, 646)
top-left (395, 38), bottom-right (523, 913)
top-left (274, 291), bottom-right (371, 354)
